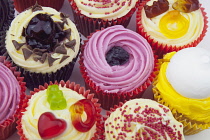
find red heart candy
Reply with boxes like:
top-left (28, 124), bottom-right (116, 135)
top-left (38, 112), bottom-right (67, 139)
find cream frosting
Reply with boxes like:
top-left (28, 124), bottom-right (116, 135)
top-left (5, 6), bottom-right (80, 73)
top-left (0, 63), bottom-right (20, 124)
top-left (21, 86), bottom-right (96, 140)
top-left (83, 25), bottom-right (154, 93)
top-left (141, 0), bottom-right (204, 47)
top-left (166, 47), bottom-right (210, 99)
top-left (72, 0), bottom-right (138, 20)
top-left (104, 99), bottom-right (184, 140)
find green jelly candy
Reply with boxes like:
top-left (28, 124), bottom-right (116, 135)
top-left (46, 85), bottom-right (67, 110)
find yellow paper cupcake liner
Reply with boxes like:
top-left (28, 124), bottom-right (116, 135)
top-left (152, 59), bottom-right (210, 135)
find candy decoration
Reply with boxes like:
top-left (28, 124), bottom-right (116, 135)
top-left (159, 10), bottom-right (189, 39)
top-left (38, 112), bottom-right (67, 139)
top-left (47, 85), bottom-right (67, 110)
top-left (70, 99), bottom-right (96, 132)
top-left (172, 0), bottom-right (200, 13)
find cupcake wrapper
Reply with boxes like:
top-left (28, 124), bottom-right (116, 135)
top-left (152, 59), bottom-right (210, 135)
top-left (14, 0), bottom-right (64, 13)
top-left (16, 80), bottom-right (103, 140)
top-left (79, 32), bottom-right (158, 110)
top-left (19, 53), bottom-right (79, 90)
top-left (0, 56), bottom-right (26, 140)
top-left (136, 0), bottom-right (208, 58)
top-left (0, 0), bottom-right (14, 55)
top-left (69, 0), bottom-right (139, 37)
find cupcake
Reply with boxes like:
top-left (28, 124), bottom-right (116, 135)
top-left (0, 0), bottom-right (14, 55)
top-left (4, 4), bottom-right (80, 89)
top-left (80, 25), bottom-right (156, 110)
top-left (68, 0), bottom-right (139, 37)
top-left (0, 56), bottom-right (26, 140)
top-left (17, 80), bottom-right (102, 140)
top-left (153, 47), bottom-right (210, 135)
top-left (104, 99), bottom-right (185, 140)
top-left (136, 0), bottom-right (208, 57)
top-left (14, 0), bottom-right (64, 13)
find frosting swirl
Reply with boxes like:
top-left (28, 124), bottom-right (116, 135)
top-left (141, 0), bottom-right (204, 47)
top-left (105, 99), bottom-right (184, 140)
top-left (21, 86), bottom-right (96, 140)
top-left (5, 6), bottom-right (80, 73)
top-left (72, 0), bottom-right (138, 20)
top-left (0, 63), bottom-right (20, 124)
top-left (83, 25), bottom-right (154, 93)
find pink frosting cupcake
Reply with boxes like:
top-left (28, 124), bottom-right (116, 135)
top-left (0, 56), bottom-right (26, 140)
top-left (80, 25), bottom-right (156, 110)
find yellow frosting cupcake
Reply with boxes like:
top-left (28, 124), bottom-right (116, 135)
top-left (153, 47), bottom-right (210, 135)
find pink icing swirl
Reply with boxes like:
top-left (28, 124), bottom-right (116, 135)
top-left (83, 25), bottom-right (154, 93)
top-left (0, 63), bottom-right (20, 124)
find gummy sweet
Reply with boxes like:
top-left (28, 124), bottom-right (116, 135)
top-left (172, 0), bottom-right (200, 13)
top-left (38, 112), bottom-right (67, 139)
top-left (47, 85), bottom-right (67, 110)
top-left (144, 0), bottom-right (169, 18)
top-left (159, 10), bottom-right (189, 39)
top-left (69, 99), bottom-right (96, 132)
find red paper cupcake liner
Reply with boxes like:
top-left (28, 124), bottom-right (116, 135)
top-left (16, 80), bottom-right (103, 140)
top-left (79, 31), bottom-right (158, 110)
top-left (14, 0), bottom-right (65, 13)
top-left (136, 0), bottom-right (208, 58)
top-left (68, 0), bottom-right (140, 37)
top-left (0, 56), bottom-right (26, 140)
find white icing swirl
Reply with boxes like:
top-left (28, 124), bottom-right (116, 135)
top-left (72, 0), bottom-right (138, 20)
top-left (166, 47), bottom-right (210, 99)
top-left (141, 0), bottom-right (204, 47)
top-left (21, 86), bottom-right (96, 140)
top-left (5, 7), bottom-right (80, 73)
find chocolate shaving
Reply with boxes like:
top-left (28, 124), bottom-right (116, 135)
top-left (48, 54), bottom-right (59, 67)
top-left (26, 45), bottom-right (33, 50)
top-left (39, 53), bottom-right (48, 63)
top-left (65, 39), bottom-right (76, 51)
top-left (12, 40), bottom-right (25, 50)
top-left (56, 22), bottom-right (65, 30)
top-left (55, 22), bottom-right (63, 31)
top-left (55, 44), bottom-right (67, 54)
top-left (61, 18), bottom-right (68, 25)
top-left (33, 48), bottom-right (48, 56)
top-left (22, 48), bottom-right (33, 60)
top-left (33, 56), bottom-right (41, 62)
top-left (22, 27), bottom-right (25, 36)
top-left (60, 13), bottom-right (69, 18)
top-left (60, 55), bottom-right (69, 63)
top-left (31, 2), bottom-right (43, 12)
top-left (65, 29), bottom-right (71, 40)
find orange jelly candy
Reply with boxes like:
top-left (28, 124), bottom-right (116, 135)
top-left (172, 0), bottom-right (200, 13)
top-left (159, 10), bottom-right (189, 39)
top-left (69, 99), bottom-right (96, 132)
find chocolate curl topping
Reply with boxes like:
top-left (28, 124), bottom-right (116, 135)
top-left (22, 48), bottom-right (33, 60)
top-left (65, 39), bottom-right (76, 52)
top-left (31, 1), bottom-right (43, 12)
top-left (144, 0), bottom-right (169, 18)
top-left (60, 55), bottom-right (69, 64)
top-left (60, 13), bottom-right (69, 19)
top-left (48, 54), bottom-right (59, 67)
top-left (55, 44), bottom-right (67, 54)
top-left (33, 48), bottom-right (48, 56)
top-left (39, 53), bottom-right (48, 63)
top-left (65, 29), bottom-right (71, 40)
top-left (12, 40), bottom-right (25, 50)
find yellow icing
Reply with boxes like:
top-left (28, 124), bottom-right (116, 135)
top-left (159, 10), bottom-right (189, 39)
top-left (156, 52), bottom-right (210, 123)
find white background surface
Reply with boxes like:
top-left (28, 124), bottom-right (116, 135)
top-left (7, 0), bottom-right (210, 139)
